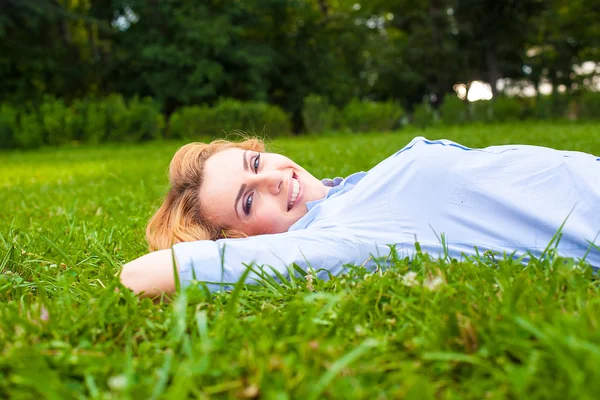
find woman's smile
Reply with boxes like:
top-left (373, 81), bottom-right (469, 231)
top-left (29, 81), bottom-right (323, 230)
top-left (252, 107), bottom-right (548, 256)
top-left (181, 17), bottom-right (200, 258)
top-left (287, 172), bottom-right (301, 211)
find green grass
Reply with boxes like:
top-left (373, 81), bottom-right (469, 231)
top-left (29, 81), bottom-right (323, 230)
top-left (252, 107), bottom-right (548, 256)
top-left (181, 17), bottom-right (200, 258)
top-left (1, 121), bottom-right (600, 399)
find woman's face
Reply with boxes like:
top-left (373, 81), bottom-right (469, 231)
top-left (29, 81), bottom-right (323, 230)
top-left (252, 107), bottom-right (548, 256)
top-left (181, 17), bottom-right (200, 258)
top-left (199, 148), bottom-right (328, 236)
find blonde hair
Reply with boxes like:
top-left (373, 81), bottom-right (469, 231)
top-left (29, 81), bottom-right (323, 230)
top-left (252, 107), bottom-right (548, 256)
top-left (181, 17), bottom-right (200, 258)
top-left (146, 138), bottom-right (265, 251)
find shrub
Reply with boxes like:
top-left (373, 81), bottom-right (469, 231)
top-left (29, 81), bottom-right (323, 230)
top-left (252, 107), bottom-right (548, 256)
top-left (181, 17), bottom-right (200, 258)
top-left (519, 96), bottom-right (537, 120)
top-left (212, 99), bottom-right (291, 137)
top-left (40, 96), bottom-right (74, 146)
top-left (0, 105), bottom-right (18, 149)
top-left (169, 100), bottom-right (291, 139)
top-left (125, 96), bottom-right (165, 142)
top-left (104, 94), bottom-right (130, 142)
top-left (492, 97), bottom-right (523, 122)
top-left (579, 91), bottom-right (600, 120)
top-left (82, 100), bottom-right (107, 144)
top-left (302, 94), bottom-right (346, 134)
top-left (169, 106), bottom-right (215, 139)
top-left (14, 110), bottom-right (44, 149)
top-left (342, 99), bottom-right (403, 132)
top-left (65, 99), bottom-right (87, 142)
top-left (440, 95), bottom-right (468, 125)
top-left (535, 94), bottom-right (570, 120)
top-left (469, 100), bottom-right (493, 123)
top-left (95, 94), bottom-right (166, 142)
top-left (411, 100), bottom-right (436, 129)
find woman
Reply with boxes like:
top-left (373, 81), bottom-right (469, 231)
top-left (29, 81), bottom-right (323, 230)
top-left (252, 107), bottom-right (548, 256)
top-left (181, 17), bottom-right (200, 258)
top-left (121, 137), bottom-right (600, 297)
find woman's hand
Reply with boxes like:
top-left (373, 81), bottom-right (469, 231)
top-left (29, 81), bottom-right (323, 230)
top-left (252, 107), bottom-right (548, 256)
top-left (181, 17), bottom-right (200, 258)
top-left (119, 249), bottom-right (178, 298)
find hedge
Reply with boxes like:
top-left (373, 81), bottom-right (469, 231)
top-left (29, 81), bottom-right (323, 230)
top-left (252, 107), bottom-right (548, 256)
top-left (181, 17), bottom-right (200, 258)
top-left (169, 99), bottom-right (291, 139)
top-left (1, 91), bottom-right (598, 149)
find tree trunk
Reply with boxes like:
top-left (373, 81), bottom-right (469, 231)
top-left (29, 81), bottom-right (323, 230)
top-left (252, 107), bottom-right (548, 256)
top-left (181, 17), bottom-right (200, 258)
top-left (317, 0), bottom-right (329, 17)
top-left (486, 47), bottom-right (500, 98)
top-left (51, 0), bottom-right (72, 44)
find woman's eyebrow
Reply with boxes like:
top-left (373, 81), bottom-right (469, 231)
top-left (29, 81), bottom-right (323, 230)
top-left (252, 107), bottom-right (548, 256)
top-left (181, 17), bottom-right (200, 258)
top-left (234, 184), bottom-right (247, 218)
top-left (242, 150), bottom-right (248, 171)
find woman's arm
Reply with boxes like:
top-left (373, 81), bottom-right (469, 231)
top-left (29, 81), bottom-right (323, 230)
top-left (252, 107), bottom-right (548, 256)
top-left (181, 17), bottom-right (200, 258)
top-left (120, 249), bottom-right (179, 298)
top-left (121, 228), bottom-right (402, 297)
top-left (172, 227), bottom-right (396, 292)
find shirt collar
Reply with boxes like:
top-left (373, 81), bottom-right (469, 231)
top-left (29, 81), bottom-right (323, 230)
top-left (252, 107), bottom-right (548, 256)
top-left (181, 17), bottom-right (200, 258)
top-left (289, 172), bottom-right (367, 230)
top-left (305, 177), bottom-right (345, 211)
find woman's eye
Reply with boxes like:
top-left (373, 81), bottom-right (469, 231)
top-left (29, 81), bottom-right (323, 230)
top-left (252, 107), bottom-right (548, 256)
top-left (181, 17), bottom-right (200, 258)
top-left (244, 193), bottom-right (253, 215)
top-left (253, 154), bottom-right (260, 172)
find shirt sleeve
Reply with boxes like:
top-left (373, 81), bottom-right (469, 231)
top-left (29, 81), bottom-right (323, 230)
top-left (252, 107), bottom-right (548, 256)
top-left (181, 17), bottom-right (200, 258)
top-left (172, 227), bottom-right (394, 292)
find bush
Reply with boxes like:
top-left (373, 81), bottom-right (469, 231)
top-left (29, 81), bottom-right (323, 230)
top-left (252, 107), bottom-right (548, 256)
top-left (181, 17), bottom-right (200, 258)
top-left (0, 105), bottom-right (18, 149)
top-left (169, 100), bottom-right (291, 139)
top-left (125, 96), bottom-right (165, 142)
top-left (1, 95), bottom-right (166, 148)
top-left (492, 97), bottom-right (523, 122)
top-left (65, 99), bottom-right (87, 142)
top-left (82, 100), bottom-right (107, 144)
top-left (440, 95), bottom-right (468, 125)
top-left (14, 110), bottom-right (44, 149)
top-left (411, 100), bottom-right (436, 129)
top-left (469, 100), bottom-right (493, 123)
top-left (40, 96), bottom-right (74, 146)
top-left (579, 91), bottom-right (600, 120)
top-left (169, 106), bottom-right (212, 139)
top-left (94, 95), bottom-right (166, 142)
top-left (212, 99), bottom-right (291, 137)
top-left (342, 99), bottom-right (403, 132)
top-left (104, 94), bottom-right (130, 142)
top-left (302, 95), bottom-right (346, 134)
top-left (535, 94), bottom-right (571, 120)
top-left (519, 96), bottom-right (537, 120)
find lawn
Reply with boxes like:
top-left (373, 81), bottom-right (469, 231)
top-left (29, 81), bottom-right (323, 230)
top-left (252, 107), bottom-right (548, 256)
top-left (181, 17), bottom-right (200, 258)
top-left (1, 121), bottom-right (600, 399)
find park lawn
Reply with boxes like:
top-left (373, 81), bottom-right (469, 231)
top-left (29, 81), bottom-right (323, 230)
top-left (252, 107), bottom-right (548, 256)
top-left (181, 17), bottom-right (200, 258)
top-left (1, 121), bottom-right (600, 399)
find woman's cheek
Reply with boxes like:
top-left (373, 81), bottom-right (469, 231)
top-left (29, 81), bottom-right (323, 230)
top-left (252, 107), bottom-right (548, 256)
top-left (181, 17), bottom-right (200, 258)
top-left (253, 209), bottom-right (286, 234)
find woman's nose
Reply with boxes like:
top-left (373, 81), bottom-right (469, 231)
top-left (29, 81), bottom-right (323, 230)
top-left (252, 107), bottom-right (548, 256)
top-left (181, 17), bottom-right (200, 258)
top-left (255, 170), bottom-right (283, 195)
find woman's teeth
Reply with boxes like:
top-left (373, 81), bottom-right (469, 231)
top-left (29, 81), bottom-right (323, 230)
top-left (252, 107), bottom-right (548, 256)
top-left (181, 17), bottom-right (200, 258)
top-left (288, 177), bottom-right (300, 210)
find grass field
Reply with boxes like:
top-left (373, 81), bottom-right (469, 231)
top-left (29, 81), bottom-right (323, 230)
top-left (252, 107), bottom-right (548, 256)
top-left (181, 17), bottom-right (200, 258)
top-left (1, 121), bottom-right (600, 399)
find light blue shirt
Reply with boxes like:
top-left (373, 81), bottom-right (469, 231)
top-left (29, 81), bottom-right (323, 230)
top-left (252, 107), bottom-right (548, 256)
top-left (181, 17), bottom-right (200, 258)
top-left (173, 137), bottom-right (600, 291)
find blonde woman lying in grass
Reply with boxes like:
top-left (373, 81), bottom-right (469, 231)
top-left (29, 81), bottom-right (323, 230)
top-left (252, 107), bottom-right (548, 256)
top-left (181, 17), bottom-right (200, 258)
top-left (120, 136), bottom-right (600, 298)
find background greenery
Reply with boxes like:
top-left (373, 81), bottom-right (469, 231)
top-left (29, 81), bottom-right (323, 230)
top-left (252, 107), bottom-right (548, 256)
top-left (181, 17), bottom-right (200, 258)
top-left (1, 0), bottom-right (599, 149)
top-left (1, 123), bottom-right (600, 398)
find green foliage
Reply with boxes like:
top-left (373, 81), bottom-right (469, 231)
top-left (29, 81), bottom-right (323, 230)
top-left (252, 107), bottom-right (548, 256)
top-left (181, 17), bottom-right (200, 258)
top-left (82, 100), bottom-right (108, 144)
top-left (65, 99), bottom-right (87, 143)
top-left (0, 105), bottom-right (18, 149)
top-left (1, 123), bottom-right (600, 398)
top-left (168, 106), bottom-right (211, 139)
top-left (535, 94), bottom-right (571, 120)
top-left (411, 100), bottom-right (437, 129)
top-left (169, 100), bottom-right (291, 139)
top-left (100, 95), bottom-right (165, 143)
top-left (104, 94), bottom-right (131, 142)
top-left (0, 0), bottom-right (598, 123)
top-left (492, 97), bottom-right (523, 122)
top-left (40, 96), bottom-right (75, 146)
top-left (13, 110), bottom-right (44, 149)
top-left (440, 95), bottom-right (469, 125)
top-left (302, 95), bottom-right (346, 134)
top-left (214, 99), bottom-right (291, 137)
top-left (0, 95), bottom-right (166, 149)
top-left (470, 100), bottom-right (493, 123)
top-left (122, 97), bottom-right (165, 142)
top-left (342, 99), bottom-right (403, 133)
top-left (579, 91), bottom-right (600, 120)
